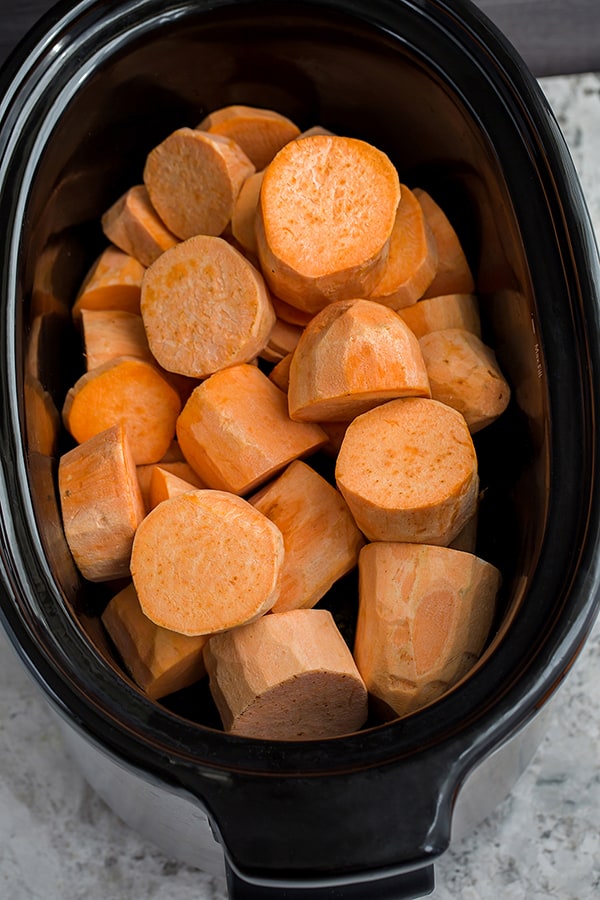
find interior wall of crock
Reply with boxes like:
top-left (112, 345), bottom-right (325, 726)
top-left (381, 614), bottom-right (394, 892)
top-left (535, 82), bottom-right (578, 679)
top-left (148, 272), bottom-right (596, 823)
top-left (19, 3), bottom-right (548, 728)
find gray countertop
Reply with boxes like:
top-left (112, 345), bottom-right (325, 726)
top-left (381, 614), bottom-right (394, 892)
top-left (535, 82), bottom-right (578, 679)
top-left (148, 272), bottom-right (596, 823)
top-left (1, 70), bottom-right (600, 900)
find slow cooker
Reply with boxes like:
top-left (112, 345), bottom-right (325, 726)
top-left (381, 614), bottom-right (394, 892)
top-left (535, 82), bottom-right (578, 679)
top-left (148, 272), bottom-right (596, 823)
top-left (1, 0), bottom-right (599, 897)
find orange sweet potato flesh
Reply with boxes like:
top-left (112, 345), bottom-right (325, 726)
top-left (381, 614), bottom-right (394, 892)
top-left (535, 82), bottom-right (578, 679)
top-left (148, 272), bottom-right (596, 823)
top-left (72, 246), bottom-right (145, 321)
top-left (256, 135), bottom-right (400, 313)
top-left (249, 460), bottom-right (365, 613)
top-left (288, 298), bottom-right (431, 422)
top-left (414, 188), bottom-right (475, 297)
top-left (143, 127), bottom-right (255, 239)
top-left (62, 355), bottom-right (182, 465)
top-left (176, 363), bottom-right (327, 495)
top-left (397, 292), bottom-right (481, 339)
top-left (368, 183), bottom-right (438, 309)
top-left (419, 328), bottom-right (511, 433)
top-left (101, 184), bottom-right (179, 267)
top-left (198, 105), bottom-right (301, 170)
top-left (102, 583), bottom-right (208, 699)
top-left (203, 608), bottom-right (368, 739)
top-left (140, 234), bottom-right (276, 379)
top-left (335, 397), bottom-right (479, 545)
top-left (148, 465), bottom-right (200, 510)
top-left (354, 542), bottom-right (500, 717)
top-left (58, 424), bottom-right (146, 581)
top-left (130, 489), bottom-right (284, 635)
top-left (136, 459), bottom-right (205, 512)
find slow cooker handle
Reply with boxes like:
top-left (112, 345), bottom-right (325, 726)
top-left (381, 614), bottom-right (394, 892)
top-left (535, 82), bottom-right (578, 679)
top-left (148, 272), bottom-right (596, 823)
top-left (225, 862), bottom-right (435, 898)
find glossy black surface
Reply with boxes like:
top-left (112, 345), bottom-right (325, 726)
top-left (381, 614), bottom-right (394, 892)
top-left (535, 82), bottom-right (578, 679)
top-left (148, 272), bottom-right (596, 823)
top-left (1, 0), bottom-right (599, 893)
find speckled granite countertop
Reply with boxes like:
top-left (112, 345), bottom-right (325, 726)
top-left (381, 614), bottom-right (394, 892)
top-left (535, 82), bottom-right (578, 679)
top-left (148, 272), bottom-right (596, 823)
top-left (1, 71), bottom-right (600, 900)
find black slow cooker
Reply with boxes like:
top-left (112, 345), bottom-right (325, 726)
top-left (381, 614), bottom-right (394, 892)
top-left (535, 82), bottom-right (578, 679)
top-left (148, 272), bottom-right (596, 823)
top-left (1, 1), bottom-right (600, 897)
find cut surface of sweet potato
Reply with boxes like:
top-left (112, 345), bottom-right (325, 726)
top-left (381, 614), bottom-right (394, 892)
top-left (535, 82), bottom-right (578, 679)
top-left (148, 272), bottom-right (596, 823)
top-left (414, 188), bottom-right (475, 297)
top-left (130, 489), bottom-right (284, 635)
top-left (335, 397), bottom-right (479, 545)
top-left (143, 126), bottom-right (255, 239)
top-left (256, 134), bottom-right (400, 312)
top-left (397, 292), bottom-right (481, 339)
top-left (140, 234), bottom-right (275, 379)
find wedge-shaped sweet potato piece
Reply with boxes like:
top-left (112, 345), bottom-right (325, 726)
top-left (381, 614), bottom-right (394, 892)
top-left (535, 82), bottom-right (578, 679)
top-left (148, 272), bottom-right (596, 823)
top-left (419, 328), bottom-right (511, 432)
top-left (198, 105), bottom-right (301, 170)
top-left (101, 184), bottom-right (179, 267)
top-left (58, 424), bottom-right (145, 581)
top-left (176, 364), bottom-right (327, 495)
top-left (354, 542), bottom-right (500, 718)
top-left (62, 355), bottom-right (182, 465)
top-left (148, 465), bottom-right (200, 510)
top-left (102, 583), bottom-right (208, 699)
top-left (130, 489), bottom-right (284, 635)
top-left (288, 298), bottom-right (430, 422)
top-left (335, 397), bottom-right (479, 545)
top-left (368, 183), bottom-right (438, 309)
top-left (256, 135), bottom-right (400, 313)
top-left (136, 460), bottom-right (205, 513)
top-left (397, 293), bottom-right (481, 339)
top-left (72, 246), bottom-right (145, 321)
top-left (204, 608), bottom-right (368, 739)
top-left (250, 460), bottom-right (365, 613)
top-left (414, 188), bottom-right (475, 297)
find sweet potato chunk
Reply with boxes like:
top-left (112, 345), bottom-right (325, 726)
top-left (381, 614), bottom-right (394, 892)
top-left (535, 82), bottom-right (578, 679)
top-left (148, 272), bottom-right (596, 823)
top-left (204, 608), bottom-right (368, 739)
top-left (354, 542), bottom-right (500, 717)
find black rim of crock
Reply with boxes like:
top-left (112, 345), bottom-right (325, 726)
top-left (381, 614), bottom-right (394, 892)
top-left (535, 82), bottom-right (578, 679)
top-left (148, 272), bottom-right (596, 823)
top-left (0, 0), bottom-right (599, 789)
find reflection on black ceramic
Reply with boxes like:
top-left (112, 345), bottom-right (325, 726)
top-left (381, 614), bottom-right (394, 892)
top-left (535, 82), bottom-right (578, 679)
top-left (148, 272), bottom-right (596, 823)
top-left (1, 1), bottom-right (599, 897)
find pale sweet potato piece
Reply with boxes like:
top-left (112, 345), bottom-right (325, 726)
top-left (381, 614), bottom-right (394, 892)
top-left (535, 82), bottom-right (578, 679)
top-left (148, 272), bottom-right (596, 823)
top-left (397, 293), bottom-right (481, 339)
top-left (368, 184), bottom-right (438, 309)
top-left (176, 364), bottom-right (327, 495)
top-left (250, 460), bottom-right (365, 613)
top-left (101, 184), bottom-right (179, 267)
top-left (335, 397), bottom-right (479, 544)
top-left (58, 424), bottom-right (146, 581)
top-left (414, 188), bottom-right (475, 297)
top-left (204, 608), bottom-right (368, 739)
top-left (62, 356), bottom-right (182, 465)
top-left (130, 490), bottom-right (284, 635)
top-left (256, 135), bottom-right (400, 313)
top-left (198, 105), bottom-right (301, 170)
top-left (72, 246), bottom-right (145, 321)
top-left (143, 127), bottom-right (255, 239)
top-left (354, 542), bottom-right (500, 717)
top-left (288, 298), bottom-right (430, 422)
top-left (419, 328), bottom-right (511, 432)
top-left (140, 234), bottom-right (275, 378)
top-left (102, 583), bottom-right (208, 699)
